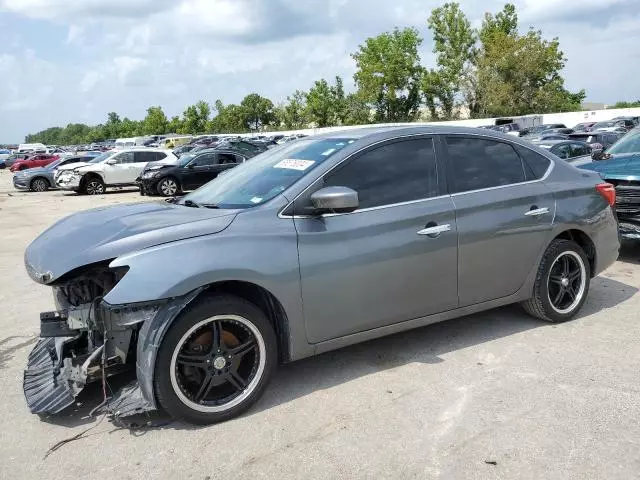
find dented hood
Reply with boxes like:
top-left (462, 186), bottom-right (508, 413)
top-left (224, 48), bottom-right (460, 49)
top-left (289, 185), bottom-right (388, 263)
top-left (25, 201), bottom-right (238, 284)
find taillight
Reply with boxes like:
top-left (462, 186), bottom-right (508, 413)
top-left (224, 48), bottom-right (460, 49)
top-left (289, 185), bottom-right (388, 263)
top-left (596, 183), bottom-right (616, 207)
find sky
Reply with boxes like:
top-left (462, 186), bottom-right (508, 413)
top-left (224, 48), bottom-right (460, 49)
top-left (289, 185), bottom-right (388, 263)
top-left (0, 0), bottom-right (638, 143)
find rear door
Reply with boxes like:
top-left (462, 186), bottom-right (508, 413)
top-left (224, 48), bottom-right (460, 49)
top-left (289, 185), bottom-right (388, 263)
top-left (130, 151), bottom-right (160, 181)
top-left (442, 136), bottom-right (555, 307)
top-left (294, 136), bottom-right (459, 343)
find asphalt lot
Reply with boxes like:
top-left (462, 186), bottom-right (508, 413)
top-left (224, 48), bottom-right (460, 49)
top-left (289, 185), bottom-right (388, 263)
top-left (1, 169), bottom-right (639, 480)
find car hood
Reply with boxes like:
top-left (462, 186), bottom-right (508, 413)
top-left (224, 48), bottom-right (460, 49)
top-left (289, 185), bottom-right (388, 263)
top-left (25, 202), bottom-right (239, 284)
top-left (57, 161), bottom-right (93, 172)
top-left (578, 153), bottom-right (640, 180)
top-left (15, 166), bottom-right (49, 176)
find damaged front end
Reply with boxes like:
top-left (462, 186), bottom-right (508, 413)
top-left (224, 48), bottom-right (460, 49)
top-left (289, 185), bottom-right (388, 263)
top-left (612, 182), bottom-right (640, 240)
top-left (23, 264), bottom-right (161, 415)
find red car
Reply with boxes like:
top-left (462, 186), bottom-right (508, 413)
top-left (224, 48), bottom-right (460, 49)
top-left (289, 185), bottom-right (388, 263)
top-left (10, 154), bottom-right (59, 172)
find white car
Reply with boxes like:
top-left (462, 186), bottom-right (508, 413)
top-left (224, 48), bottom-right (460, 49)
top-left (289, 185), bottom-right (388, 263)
top-left (55, 148), bottom-right (177, 195)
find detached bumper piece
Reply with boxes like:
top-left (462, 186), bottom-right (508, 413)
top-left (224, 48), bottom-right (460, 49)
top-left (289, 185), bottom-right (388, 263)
top-left (23, 337), bottom-right (76, 414)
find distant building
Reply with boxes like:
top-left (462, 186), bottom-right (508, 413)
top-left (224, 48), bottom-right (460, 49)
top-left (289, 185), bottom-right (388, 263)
top-left (581, 102), bottom-right (607, 111)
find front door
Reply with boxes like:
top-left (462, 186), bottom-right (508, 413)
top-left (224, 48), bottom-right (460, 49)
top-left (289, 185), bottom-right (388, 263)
top-left (181, 153), bottom-right (218, 190)
top-left (103, 151), bottom-right (135, 184)
top-left (442, 136), bottom-right (556, 307)
top-left (294, 137), bottom-right (459, 344)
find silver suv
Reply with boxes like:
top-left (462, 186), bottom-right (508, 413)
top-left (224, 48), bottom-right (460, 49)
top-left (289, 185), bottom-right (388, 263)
top-left (23, 126), bottom-right (619, 424)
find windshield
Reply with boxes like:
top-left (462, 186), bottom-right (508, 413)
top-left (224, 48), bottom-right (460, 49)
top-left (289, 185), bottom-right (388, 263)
top-left (183, 138), bottom-right (355, 209)
top-left (88, 151), bottom-right (115, 164)
top-left (177, 153), bottom-right (197, 167)
top-left (607, 130), bottom-right (640, 155)
top-left (45, 159), bottom-right (63, 170)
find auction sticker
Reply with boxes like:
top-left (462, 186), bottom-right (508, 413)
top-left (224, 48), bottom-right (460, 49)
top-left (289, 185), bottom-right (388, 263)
top-left (273, 159), bottom-right (315, 171)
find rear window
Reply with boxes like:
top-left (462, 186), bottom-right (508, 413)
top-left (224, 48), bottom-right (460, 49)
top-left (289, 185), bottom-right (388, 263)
top-left (516, 146), bottom-right (552, 180)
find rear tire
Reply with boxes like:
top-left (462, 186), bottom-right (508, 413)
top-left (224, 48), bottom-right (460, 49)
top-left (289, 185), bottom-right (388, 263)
top-left (154, 295), bottom-right (277, 424)
top-left (522, 239), bottom-right (591, 322)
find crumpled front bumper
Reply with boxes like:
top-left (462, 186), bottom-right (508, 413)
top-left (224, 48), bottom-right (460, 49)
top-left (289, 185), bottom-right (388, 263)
top-left (23, 337), bottom-right (82, 414)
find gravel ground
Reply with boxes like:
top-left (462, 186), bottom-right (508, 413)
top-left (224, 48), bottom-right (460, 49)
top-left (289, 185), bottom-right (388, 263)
top-left (1, 169), bottom-right (639, 480)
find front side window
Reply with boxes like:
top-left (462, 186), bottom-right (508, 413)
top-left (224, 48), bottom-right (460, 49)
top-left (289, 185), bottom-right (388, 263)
top-left (445, 137), bottom-right (525, 193)
top-left (322, 138), bottom-right (438, 210)
top-left (191, 153), bottom-right (217, 166)
top-left (112, 152), bottom-right (135, 164)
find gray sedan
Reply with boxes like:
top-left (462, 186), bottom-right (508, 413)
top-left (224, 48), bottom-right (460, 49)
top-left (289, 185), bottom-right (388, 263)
top-left (22, 126), bottom-right (619, 424)
top-left (12, 155), bottom-right (98, 191)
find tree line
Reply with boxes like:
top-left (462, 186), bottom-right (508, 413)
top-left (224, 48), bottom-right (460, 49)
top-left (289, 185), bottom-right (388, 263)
top-left (26, 2), bottom-right (589, 145)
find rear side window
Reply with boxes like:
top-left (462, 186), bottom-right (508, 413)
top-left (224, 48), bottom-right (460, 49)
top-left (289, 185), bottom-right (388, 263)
top-left (135, 151), bottom-right (159, 163)
top-left (445, 137), bottom-right (525, 193)
top-left (323, 138), bottom-right (439, 209)
top-left (155, 152), bottom-right (167, 161)
top-left (516, 146), bottom-right (551, 180)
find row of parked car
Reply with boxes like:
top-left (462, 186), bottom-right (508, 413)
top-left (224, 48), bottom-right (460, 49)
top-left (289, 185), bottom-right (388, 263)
top-left (9, 138), bottom-right (270, 195)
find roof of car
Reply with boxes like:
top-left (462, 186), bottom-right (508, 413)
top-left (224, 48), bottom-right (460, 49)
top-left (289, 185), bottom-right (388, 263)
top-left (315, 124), bottom-right (522, 140)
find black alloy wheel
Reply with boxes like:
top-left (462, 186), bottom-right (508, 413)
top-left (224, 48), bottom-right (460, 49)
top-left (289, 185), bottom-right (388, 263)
top-left (155, 295), bottom-right (277, 424)
top-left (84, 177), bottom-right (105, 195)
top-left (522, 239), bottom-right (590, 322)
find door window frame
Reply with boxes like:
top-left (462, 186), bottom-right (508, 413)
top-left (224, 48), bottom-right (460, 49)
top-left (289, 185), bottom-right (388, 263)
top-left (280, 134), bottom-right (449, 218)
top-left (438, 134), bottom-right (554, 197)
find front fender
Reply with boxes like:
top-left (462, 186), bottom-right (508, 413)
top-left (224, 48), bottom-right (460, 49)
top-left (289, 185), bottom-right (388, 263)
top-left (105, 208), bottom-right (308, 361)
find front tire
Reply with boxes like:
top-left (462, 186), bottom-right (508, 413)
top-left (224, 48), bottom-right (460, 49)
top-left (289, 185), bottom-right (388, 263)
top-left (157, 177), bottom-right (180, 197)
top-left (83, 176), bottom-right (105, 195)
top-left (154, 295), bottom-right (277, 424)
top-left (522, 239), bottom-right (591, 322)
top-left (30, 178), bottom-right (49, 192)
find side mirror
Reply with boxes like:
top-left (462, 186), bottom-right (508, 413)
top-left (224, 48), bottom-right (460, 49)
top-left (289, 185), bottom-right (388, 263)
top-left (106, 158), bottom-right (117, 165)
top-left (310, 186), bottom-right (359, 214)
top-left (187, 163), bottom-right (195, 169)
top-left (591, 149), bottom-right (605, 161)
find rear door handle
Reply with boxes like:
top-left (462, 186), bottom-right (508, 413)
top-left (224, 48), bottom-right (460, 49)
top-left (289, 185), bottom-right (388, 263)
top-left (525, 207), bottom-right (549, 217)
top-left (417, 224), bottom-right (451, 237)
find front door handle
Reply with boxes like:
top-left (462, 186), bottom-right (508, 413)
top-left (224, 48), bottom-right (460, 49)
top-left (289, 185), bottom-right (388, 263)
top-left (417, 224), bottom-right (451, 237)
top-left (525, 207), bottom-right (550, 217)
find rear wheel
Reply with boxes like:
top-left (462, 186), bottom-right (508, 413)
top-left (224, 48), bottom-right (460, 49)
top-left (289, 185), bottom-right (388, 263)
top-left (30, 178), bottom-right (49, 192)
top-left (154, 295), bottom-right (277, 424)
top-left (157, 177), bottom-right (179, 197)
top-left (83, 176), bottom-right (105, 195)
top-left (522, 239), bottom-right (591, 322)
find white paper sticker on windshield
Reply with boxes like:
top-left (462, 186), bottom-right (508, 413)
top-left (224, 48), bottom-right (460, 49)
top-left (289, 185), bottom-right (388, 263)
top-left (273, 159), bottom-right (315, 171)
top-left (250, 197), bottom-right (263, 204)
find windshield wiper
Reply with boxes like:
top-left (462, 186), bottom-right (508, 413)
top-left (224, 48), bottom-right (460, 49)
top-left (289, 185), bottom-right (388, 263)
top-left (182, 199), bottom-right (200, 208)
top-left (201, 203), bottom-right (221, 209)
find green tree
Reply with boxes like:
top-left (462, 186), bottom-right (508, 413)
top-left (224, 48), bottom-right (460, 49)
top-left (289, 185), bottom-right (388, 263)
top-left (181, 100), bottom-right (211, 134)
top-left (423, 2), bottom-right (476, 120)
top-left (343, 93), bottom-right (371, 125)
top-left (281, 90), bottom-right (310, 129)
top-left (240, 93), bottom-right (275, 132)
top-left (103, 112), bottom-right (122, 139)
top-left (167, 115), bottom-right (183, 133)
top-left (612, 100), bottom-right (640, 108)
top-left (351, 27), bottom-right (423, 122)
top-left (142, 106), bottom-right (169, 135)
top-left (306, 79), bottom-right (336, 127)
top-left (119, 118), bottom-right (141, 137)
top-left (209, 100), bottom-right (247, 133)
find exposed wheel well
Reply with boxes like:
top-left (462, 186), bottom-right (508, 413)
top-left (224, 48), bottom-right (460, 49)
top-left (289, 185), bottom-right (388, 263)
top-left (194, 281), bottom-right (291, 363)
top-left (553, 229), bottom-right (596, 277)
